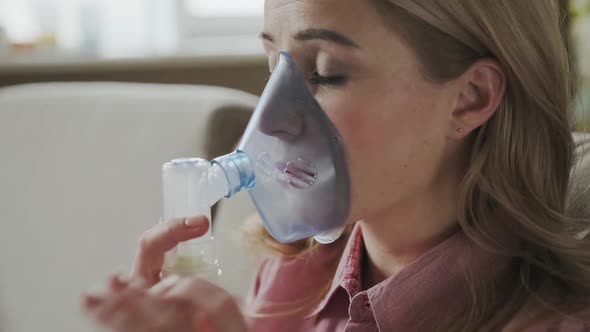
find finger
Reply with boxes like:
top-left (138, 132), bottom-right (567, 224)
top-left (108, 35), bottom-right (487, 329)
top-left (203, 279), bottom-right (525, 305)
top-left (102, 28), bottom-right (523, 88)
top-left (109, 293), bottom-right (150, 332)
top-left (193, 313), bottom-right (216, 332)
top-left (169, 278), bottom-right (248, 332)
top-left (81, 293), bottom-right (103, 312)
top-left (108, 274), bottom-right (129, 293)
top-left (127, 276), bottom-right (148, 289)
top-left (109, 293), bottom-right (195, 332)
top-left (137, 216), bottom-right (209, 262)
top-left (92, 295), bottom-right (128, 325)
top-left (152, 298), bottom-right (195, 332)
top-left (91, 286), bottom-right (145, 326)
top-left (120, 296), bottom-right (179, 331)
top-left (148, 275), bottom-right (180, 296)
top-left (166, 277), bottom-right (226, 304)
top-left (131, 216), bottom-right (209, 285)
top-left (81, 280), bottom-right (110, 313)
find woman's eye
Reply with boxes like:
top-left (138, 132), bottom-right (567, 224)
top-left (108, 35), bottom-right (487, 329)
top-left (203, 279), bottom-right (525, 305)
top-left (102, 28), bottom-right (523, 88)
top-left (309, 72), bottom-right (347, 87)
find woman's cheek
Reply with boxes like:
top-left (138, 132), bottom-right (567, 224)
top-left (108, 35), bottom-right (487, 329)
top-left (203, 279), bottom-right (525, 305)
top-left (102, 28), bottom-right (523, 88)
top-left (324, 104), bottom-right (379, 153)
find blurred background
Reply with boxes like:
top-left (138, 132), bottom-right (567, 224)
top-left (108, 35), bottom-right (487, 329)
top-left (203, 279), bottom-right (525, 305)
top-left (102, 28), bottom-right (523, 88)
top-left (0, 2), bottom-right (269, 331)
top-left (0, 1), bottom-right (587, 99)
top-left (571, 0), bottom-right (590, 119)
top-left (0, 0), bottom-right (268, 95)
top-left (0, 0), bottom-right (586, 108)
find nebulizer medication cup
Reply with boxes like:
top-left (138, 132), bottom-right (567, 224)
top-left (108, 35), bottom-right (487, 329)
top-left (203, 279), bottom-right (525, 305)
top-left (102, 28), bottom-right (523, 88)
top-left (161, 52), bottom-right (352, 277)
top-left (161, 158), bottom-right (224, 278)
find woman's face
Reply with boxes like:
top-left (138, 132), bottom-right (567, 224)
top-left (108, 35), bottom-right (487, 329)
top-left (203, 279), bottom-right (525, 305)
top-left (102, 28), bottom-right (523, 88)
top-left (262, 0), bottom-right (464, 223)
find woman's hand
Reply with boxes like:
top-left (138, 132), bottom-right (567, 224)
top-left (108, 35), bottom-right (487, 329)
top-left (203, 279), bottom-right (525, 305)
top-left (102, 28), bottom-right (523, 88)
top-left (81, 275), bottom-right (248, 332)
top-left (132, 216), bottom-right (210, 286)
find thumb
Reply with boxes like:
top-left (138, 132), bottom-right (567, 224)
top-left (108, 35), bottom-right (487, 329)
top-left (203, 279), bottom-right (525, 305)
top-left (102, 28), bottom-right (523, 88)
top-left (139, 216), bottom-right (210, 259)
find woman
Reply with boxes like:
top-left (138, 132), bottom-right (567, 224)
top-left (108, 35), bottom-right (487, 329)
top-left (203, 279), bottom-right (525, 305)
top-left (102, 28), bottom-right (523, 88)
top-left (82, 0), bottom-right (590, 331)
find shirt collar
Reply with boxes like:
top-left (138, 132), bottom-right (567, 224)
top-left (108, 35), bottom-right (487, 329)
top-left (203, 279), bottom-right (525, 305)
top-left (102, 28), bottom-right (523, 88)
top-left (306, 224), bottom-right (364, 318)
top-left (306, 223), bottom-right (513, 330)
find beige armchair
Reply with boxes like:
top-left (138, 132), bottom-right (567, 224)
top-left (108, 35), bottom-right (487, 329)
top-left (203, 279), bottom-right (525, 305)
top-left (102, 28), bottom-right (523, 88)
top-left (0, 82), bottom-right (258, 332)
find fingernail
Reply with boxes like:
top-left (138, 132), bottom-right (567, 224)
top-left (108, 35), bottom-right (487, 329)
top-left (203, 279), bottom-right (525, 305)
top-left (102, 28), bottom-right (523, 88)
top-left (129, 277), bottom-right (148, 290)
top-left (157, 275), bottom-right (179, 290)
top-left (185, 216), bottom-right (206, 228)
top-left (82, 293), bottom-right (102, 308)
top-left (148, 275), bottom-right (180, 295)
top-left (161, 274), bottom-right (180, 284)
top-left (110, 275), bottom-right (128, 291)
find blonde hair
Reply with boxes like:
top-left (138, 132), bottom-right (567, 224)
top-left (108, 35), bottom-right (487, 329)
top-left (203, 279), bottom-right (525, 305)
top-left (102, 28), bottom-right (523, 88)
top-left (246, 1), bottom-right (590, 330)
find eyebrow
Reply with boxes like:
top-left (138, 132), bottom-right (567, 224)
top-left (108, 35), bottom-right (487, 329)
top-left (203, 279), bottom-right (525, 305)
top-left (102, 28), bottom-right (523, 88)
top-left (259, 28), bottom-right (361, 49)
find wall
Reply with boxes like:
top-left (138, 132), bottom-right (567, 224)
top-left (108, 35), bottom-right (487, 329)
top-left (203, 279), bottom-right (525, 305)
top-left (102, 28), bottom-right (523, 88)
top-left (0, 55), bottom-right (268, 96)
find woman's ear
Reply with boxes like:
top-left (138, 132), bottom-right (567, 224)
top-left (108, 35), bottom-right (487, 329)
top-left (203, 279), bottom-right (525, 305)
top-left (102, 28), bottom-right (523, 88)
top-left (450, 58), bottom-right (506, 138)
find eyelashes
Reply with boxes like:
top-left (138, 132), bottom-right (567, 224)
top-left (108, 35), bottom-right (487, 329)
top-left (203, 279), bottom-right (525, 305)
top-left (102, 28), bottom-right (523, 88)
top-left (264, 70), bottom-right (348, 87)
top-left (309, 72), bottom-right (348, 87)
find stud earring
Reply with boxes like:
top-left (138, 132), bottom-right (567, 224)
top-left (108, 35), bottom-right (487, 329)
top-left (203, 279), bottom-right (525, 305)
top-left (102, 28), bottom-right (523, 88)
top-left (457, 128), bottom-right (464, 133)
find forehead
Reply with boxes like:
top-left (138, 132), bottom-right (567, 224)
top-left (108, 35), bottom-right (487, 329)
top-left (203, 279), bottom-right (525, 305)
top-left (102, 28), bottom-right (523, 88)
top-left (263, 0), bottom-right (384, 44)
top-left (263, 0), bottom-right (419, 77)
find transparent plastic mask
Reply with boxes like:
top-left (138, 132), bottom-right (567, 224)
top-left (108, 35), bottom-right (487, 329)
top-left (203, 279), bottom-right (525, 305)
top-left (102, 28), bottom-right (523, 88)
top-left (161, 52), bottom-right (351, 275)
top-left (229, 51), bottom-right (351, 243)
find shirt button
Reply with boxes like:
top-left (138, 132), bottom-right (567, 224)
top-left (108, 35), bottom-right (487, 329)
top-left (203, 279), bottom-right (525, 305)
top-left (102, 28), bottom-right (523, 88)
top-left (349, 293), bottom-right (375, 323)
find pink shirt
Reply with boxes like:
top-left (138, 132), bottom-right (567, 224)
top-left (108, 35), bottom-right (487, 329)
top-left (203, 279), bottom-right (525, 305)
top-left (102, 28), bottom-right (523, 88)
top-left (246, 224), bottom-right (589, 331)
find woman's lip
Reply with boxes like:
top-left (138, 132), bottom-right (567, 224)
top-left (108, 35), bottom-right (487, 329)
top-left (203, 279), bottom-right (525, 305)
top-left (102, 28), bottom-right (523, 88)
top-left (282, 158), bottom-right (318, 190)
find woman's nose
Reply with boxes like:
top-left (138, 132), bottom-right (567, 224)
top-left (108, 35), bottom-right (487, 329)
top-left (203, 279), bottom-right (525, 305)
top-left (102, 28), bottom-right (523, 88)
top-left (256, 52), bottom-right (309, 140)
top-left (257, 96), bottom-right (305, 140)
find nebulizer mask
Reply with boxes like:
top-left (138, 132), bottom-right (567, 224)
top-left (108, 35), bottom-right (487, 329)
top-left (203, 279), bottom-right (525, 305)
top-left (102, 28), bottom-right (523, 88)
top-left (161, 52), bottom-right (351, 278)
